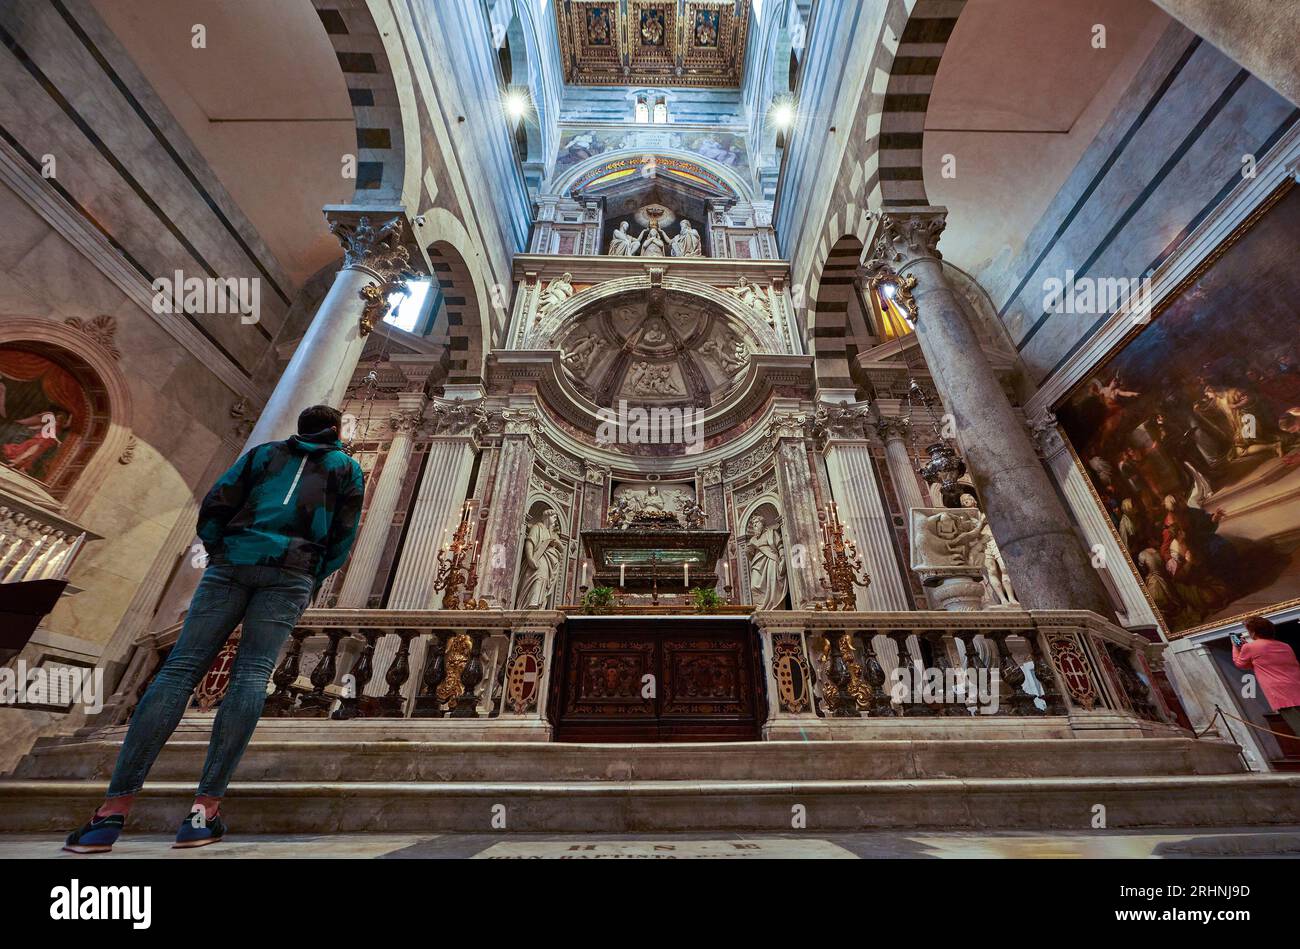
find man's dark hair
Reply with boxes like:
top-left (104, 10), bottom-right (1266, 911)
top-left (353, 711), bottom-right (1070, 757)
top-left (1244, 615), bottom-right (1277, 639)
top-left (298, 404), bottom-right (343, 436)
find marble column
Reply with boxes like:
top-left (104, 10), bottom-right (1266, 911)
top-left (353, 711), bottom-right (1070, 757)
top-left (478, 409), bottom-right (538, 608)
top-left (1031, 413), bottom-right (1159, 628)
top-left (334, 393), bottom-right (424, 608)
top-left (823, 434), bottom-right (911, 611)
top-left (387, 432), bottom-right (481, 609)
top-left (1151, 0), bottom-right (1300, 107)
top-left (870, 208), bottom-right (1113, 617)
top-left (363, 426), bottom-right (482, 698)
top-left (245, 212), bottom-right (415, 446)
top-left (876, 416), bottom-right (928, 514)
top-left (575, 462), bottom-right (608, 596)
top-left (769, 410), bottom-right (821, 609)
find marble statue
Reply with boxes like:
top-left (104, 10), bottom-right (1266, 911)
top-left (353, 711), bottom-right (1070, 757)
top-left (916, 509), bottom-right (985, 568)
top-left (677, 495), bottom-right (707, 529)
top-left (517, 510), bottom-right (565, 608)
top-left (607, 221), bottom-right (640, 256)
top-left (539, 273), bottom-right (574, 315)
top-left (607, 495), bottom-right (635, 530)
top-left (727, 276), bottom-right (770, 323)
top-left (745, 514), bottom-right (787, 610)
top-left (671, 219), bottom-right (703, 257)
top-left (561, 332), bottom-right (603, 375)
top-left (959, 493), bottom-right (1018, 605)
top-left (629, 361), bottom-right (682, 396)
top-left (699, 333), bottom-right (748, 375)
top-left (637, 223), bottom-right (668, 257)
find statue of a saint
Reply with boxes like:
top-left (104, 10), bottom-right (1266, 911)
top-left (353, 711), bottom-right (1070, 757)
top-left (728, 276), bottom-right (770, 323)
top-left (959, 493), bottom-right (1018, 604)
top-left (671, 219), bottom-right (703, 257)
top-left (607, 221), bottom-right (640, 257)
top-left (745, 514), bottom-right (787, 610)
top-left (539, 273), bottom-right (574, 316)
top-left (516, 511), bottom-right (565, 608)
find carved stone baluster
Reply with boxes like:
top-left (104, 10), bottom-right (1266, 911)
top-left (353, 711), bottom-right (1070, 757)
top-left (924, 631), bottom-right (962, 716)
top-left (860, 632), bottom-right (892, 716)
top-left (377, 629), bottom-right (415, 716)
top-left (892, 630), bottom-right (921, 716)
top-left (998, 633), bottom-right (1032, 716)
top-left (450, 630), bottom-right (487, 718)
top-left (333, 629), bottom-right (378, 720)
top-left (824, 632), bottom-right (860, 718)
top-left (265, 627), bottom-right (310, 716)
top-left (955, 630), bottom-right (983, 714)
top-left (1027, 633), bottom-right (1065, 714)
top-left (299, 628), bottom-right (345, 716)
top-left (413, 630), bottom-right (450, 718)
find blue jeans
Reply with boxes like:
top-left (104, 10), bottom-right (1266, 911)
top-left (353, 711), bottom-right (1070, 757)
top-left (106, 563), bottom-right (315, 798)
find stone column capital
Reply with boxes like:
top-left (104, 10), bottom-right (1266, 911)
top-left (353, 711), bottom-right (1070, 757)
top-left (697, 462), bottom-right (723, 487)
top-left (865, 207), bottom-right (949, 272)
top-left (389, 409), bottom-right (422, 436)
top-left (875, 415), bottom-right (912, 442)
top-left (325, 208), bottom-right (418, 280)
top-left (1028, 411), bottom-right (1067, 460)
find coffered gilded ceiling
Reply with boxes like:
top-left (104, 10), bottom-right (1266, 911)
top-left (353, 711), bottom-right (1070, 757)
top-left (555, 1), bottom-right (750, 88)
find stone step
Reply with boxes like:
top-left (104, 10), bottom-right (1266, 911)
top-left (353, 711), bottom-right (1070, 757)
top-left (10, 737), bottom-right (1244, 783)
top-left (2, 774), bottom-right (1298, 833)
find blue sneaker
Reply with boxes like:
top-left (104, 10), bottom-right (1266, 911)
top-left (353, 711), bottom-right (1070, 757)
top-left (63, 813), bottom-right (125, 854)
top-left (173, 809), bottom-right (226, 849)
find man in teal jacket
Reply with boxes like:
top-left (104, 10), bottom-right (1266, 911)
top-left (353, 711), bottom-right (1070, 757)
top-left (65, 405), bottom-right (364, 852)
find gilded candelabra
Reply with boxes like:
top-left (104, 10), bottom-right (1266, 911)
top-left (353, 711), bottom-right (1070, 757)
top-left (814, 502), bottom-right (871, 611)
top-left (434, 503), bottom-right (488, 610)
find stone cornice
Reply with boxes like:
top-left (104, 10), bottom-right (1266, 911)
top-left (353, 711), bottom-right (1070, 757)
top-left (297, 608), bottom-right (565, 630)
top-left (511, 253), bottom-right (791, 285)
top-left (485, 349), bottom-right (814, 444)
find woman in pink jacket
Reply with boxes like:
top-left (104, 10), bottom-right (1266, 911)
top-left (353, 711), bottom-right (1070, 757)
top-left (1232, 615), bottom-right (1300, 736)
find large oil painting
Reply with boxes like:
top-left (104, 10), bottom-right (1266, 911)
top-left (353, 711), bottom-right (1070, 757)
top-left (0, 346), bottom-right (92, 488)
top-left (1056, 182), bottom-right (1300, 636)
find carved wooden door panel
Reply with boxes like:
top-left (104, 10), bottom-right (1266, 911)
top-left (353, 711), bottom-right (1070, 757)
top-left (553, 618), bottom-right (762, 742)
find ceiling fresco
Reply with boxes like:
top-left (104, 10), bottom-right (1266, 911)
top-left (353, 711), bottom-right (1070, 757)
top-left (555, 1), bottom-right (751, 88)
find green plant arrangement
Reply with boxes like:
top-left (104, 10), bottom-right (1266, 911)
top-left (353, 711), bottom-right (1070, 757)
top-left (690, 586), bottom-right (723, 614)
top-left (581, 585), bottom-right (616, 615)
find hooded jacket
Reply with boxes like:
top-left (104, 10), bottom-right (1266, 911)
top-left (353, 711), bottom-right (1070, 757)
top-left (196, 430), bottom-right (365, 586)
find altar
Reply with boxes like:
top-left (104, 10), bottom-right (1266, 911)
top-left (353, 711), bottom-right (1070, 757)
top-left (581, 526), bottom-right (732, 592)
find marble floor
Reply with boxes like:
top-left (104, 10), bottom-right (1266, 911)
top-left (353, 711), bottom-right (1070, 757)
top-left (4, 828), bottom-right (1300, 859)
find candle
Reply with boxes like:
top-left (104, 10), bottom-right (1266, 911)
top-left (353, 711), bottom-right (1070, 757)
top-left (581, 560), bottom-right (589, 586)
top-left (684, 563), bottom-right (690, 586)
top-left (723, 560), bottom-right (730, 585)
top-left (620, 563), bottom-right (626, 587)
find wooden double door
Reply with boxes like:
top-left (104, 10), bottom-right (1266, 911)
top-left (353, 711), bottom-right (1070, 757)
top-left (551, 617), bottom-right (765, 742)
